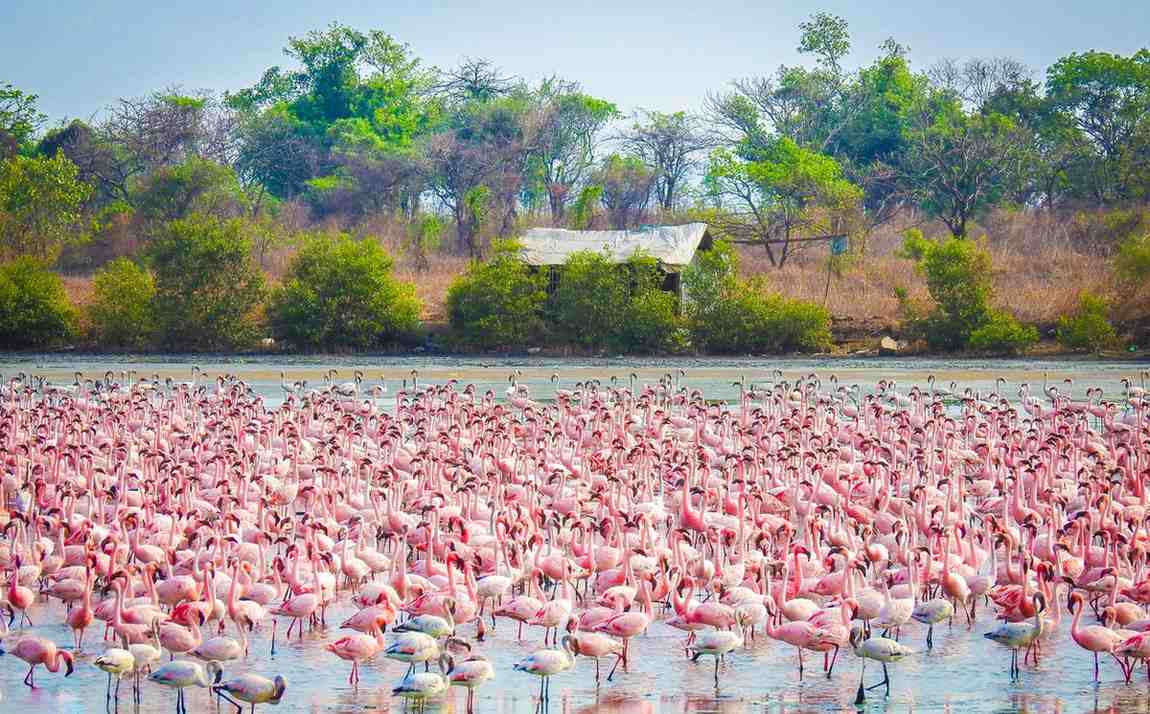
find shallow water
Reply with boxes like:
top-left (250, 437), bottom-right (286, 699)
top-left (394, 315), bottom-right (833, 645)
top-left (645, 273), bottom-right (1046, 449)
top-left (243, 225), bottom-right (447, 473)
top-left (1, 354), bottom-right (1148, 714)
top-left (0, 595), bottom-right (1146, 714)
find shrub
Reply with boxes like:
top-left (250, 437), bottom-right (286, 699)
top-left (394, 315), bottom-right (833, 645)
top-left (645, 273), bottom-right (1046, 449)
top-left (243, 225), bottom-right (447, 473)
top-left (88, 258), bottom-right (156, 349)
top-left (553, 250), bottom-right (629, 350)
top-left (898, 230), bottom-right (994, 351)
top-left (968, 311), bottom-right (1039, 355)
top-left (1057, 292), bottom-right (1120, 352)
top-left (149, 214), bottom-right (266, 351)
top-left (617, 256), bottom-right (683, 353)
top-left (1117, 233), bottom-right (1150, 282)
top-left (446, 241), bottom-right (547, 351)
top-left (269, 233), bottom-right (421, 351)
top-left (689, 278), bottom-right (832, 354)
top-left (0, 257), bottom-right (75, 348)
top-left (764, 293), bottom-right (834, 352)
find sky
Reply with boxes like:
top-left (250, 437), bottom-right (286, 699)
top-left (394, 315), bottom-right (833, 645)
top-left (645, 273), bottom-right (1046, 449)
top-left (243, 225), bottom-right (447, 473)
top-left (3, 0), bottom-right (1148, 125)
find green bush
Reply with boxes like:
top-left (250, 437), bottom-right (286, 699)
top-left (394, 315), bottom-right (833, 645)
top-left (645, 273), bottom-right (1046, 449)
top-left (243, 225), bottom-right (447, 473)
top-left (446, 241), bottom-right (547, 351)
top-left (898, 230), bottom-right (994, 351)
top-left (0, 257), bottom-right (75, 348)
top-left (269, 233), bottom-right (421, 351)
top-left (967, 311), bottom-right (1039, 355)
top-left (1057, 292), bottom-right (1120, 352)
top-left (553, 250), bottom-right (629, 350)
top-left (88, 258), bottom-right (156, 349)
top-left (149, 214), bottom-right (266, 351)
top-left (618, 257), bottom-right (683, 353)
top-left (1117, 233), bottom-right (1150, 282)
top-left (765, 293), bottom-right (835, 352)
top-left (688, 277), bottom-right (832, 354)
top-left (683, 242), bottom-right (830, 354)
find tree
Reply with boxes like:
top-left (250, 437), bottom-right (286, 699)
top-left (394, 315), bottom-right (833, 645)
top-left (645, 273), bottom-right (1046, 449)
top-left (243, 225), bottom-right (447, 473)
top-left (425, 92), bottom-right (536, 256)
top-left (899, 95), bottom-right (1029, 237)
top-left (0, 81), bottom-right (45, 151)
top-left (87, 258), bottom-right (156, 349)
top-left (37, 120), bottom-right (130, 205)
top-left (269, 233), bottom-right (421, 350)
top-left (0, 257), bottom-right (75, 348)
top-left (135, 157), bottom-right (247, 223)
top-left (234, 107), bottom-right (321, 201)
top-left (797, 12), bottom-right (851, 75)
top-left (592, 154), bottom-right (656, 230)
top-left (148, 214), bottom-right (265, 350)
top-left (530, 79), bottom-right (618, 221)
top-left (619, 110), bottom-right (711, 211)
top-left (0, 151), bottom-right (92, 259)
top-left (436, 58), bottom-right (516, 103)
top-left (1045, 50), bottom-right (1150, 202)
top-left (706, 138), bottom-right (861, 266)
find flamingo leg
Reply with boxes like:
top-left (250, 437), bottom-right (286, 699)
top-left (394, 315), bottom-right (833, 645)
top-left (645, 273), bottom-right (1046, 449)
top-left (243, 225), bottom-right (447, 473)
top-left (217, 691), bottom-right (244, 714)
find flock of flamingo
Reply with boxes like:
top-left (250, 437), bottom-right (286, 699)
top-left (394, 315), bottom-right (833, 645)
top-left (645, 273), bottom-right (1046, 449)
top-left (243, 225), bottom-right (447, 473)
top-left (0, 367), bottom-right (1147, 712)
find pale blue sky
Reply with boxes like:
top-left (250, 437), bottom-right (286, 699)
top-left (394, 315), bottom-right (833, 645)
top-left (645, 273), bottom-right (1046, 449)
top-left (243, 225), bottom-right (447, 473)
top-left (4, 1), bottom-right (1147, 125)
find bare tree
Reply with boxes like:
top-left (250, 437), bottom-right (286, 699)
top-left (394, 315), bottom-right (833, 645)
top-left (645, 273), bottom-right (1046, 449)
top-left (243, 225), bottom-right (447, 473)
top-left (618, 110), bottom-right (711, 211)
top-left (927, 57), bottom-right (1031, 109)
top-left (435, 58), bottom-right (517, 103)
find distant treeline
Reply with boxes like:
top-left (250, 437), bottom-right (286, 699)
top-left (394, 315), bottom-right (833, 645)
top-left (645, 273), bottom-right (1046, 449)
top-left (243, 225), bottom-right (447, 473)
top-left (0, 14), bottom-right (1148, 354)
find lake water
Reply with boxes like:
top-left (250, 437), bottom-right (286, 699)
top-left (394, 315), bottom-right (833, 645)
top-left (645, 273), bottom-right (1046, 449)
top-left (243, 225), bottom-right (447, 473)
top-left (0, 354), bottom-right (1147, 714)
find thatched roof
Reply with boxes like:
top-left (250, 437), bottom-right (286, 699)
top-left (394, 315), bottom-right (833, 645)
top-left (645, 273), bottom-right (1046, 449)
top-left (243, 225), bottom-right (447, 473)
top-left (518, 223), bottom-right (711, 270)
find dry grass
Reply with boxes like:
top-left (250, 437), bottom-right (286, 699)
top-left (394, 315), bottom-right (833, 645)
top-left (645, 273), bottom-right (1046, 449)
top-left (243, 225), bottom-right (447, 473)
top-left (738, 209), bottom-right (1116, 329)
top-left (56, 204), bottom-right (1146, 337)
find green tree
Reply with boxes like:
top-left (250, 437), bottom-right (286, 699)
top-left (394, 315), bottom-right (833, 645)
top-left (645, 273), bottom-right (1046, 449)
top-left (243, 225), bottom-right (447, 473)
top-left (88, 258), bottom-right (157, 349)
top-left (135, 157), bottom-right (247, 223)
top-left (269, 233), bottom-right (420, 351)
top-left (706, 138), bottom-right (861, 266)
top-left (446, 241), bottom-right (547, 350)
top-left (149, 215), bottom-right (266, 351)
top-left (797, 12), bottom-right (851, 75)
top-left (530, 80), bottom-right (618, 221)
top-left (900, 96), bottom-right (1029, 237)
top-left (0, 151), bottom-right (92, 259)
top-left (592, 154), bottom-right (656, 230)
top-left (0, 257), bottom-right (75, 348)
top-left (0, 81), bottom-right (45, 152)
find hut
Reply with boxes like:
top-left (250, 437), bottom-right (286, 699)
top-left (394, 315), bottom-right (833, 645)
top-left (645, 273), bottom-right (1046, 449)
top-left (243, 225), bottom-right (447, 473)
top-left (518, 222), bottom-right (713, 305)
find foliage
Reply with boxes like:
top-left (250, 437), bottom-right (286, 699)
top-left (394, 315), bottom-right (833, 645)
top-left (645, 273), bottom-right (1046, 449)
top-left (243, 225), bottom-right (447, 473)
top-left (446, 241), bottom-right (546, 350)
top-left (148, 214), bottom-right (266, 351)
top-left (898, 230), bottom-right (992, 349)
top-left (1057, 292), bottom-right (1120, 352)
top-left (686, 277), bottom-right (832, 354)
top-left (567, 185), bottom-right (602, 230)
top-left (0, 81), bottom-right (45, 151)
top-left (967, 311), bottom-right (1039, 355)
top-left (0, 257), bottom-right (75, 348)
top-left (592, 154), bottom-right (656, 230)
top-left (617, 255), bottom-right (683, 353)
top-left (683, 241), bottom-right (829, 353)
top-left (553, 250), bottom-right (629, 349)
top-left (269, 233), bottom-right (420, 351)
top-left (618, 110), bottom-right (710, 211)
top-left (135, 157), bottom-right (247, 223)
top-left (899, 97), bottom-right (1029, 237)
top-left (88, 258), bottom-right (156, 349)
top-left (1116, 232), bottom-right (1150, 282)
top-left (706, 138), bottom-right (861, 266)
top-left (0, 151), bottom-right (92, 259)
top-left (530, 81), bottom-right (619, 220)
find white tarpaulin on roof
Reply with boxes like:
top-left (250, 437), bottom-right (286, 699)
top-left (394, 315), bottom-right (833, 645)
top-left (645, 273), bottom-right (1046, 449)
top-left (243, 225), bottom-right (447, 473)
top-left (518, 223), bottom-right (709, 270)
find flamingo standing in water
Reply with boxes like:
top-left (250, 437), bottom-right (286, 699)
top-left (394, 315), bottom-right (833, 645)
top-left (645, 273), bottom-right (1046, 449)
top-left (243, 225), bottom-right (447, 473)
top-left (11, 636), bottom-right (75, 687)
